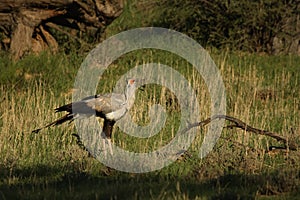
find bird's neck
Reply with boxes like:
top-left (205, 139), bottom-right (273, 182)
top-left (125, 86), bottom-right (136, 109)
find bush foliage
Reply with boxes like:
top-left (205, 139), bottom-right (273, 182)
top-left (1, 0), bottom-right (298, 55)
top-left (106, 0), bottom-right (299, 54)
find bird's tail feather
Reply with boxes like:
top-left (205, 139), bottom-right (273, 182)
top-left (54, 103), bottom-right (72, 113)
top-left (32, 114), bottom-right (74, 134)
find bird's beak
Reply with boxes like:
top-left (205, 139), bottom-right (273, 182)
top-left (137, 78), bottom-right (146, 91)
top-left (139, 85), bottom-right (146, 91)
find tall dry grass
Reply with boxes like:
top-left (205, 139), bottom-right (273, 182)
top-left (0, 54), bottom-right (299, 195)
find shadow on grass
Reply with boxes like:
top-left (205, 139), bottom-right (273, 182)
top-left (0, 163), bottom-right (299, 199)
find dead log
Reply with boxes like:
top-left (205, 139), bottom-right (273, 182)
top-left (0, 0), bottom-right (124, 60)
top-left (184, 115), bottom-right (299, 151)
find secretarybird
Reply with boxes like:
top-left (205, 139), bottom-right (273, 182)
top-left (32, 79), bottom-right (138, 155)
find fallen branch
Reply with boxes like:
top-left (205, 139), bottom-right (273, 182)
top-left (185, 115), bottom-right (298, 151)
top-left (0, 0), bottom-right (124, 60)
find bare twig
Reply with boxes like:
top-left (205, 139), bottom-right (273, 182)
top-left (185, 115), bottom-right (298, 151)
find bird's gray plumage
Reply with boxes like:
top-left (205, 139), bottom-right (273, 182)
top-left (32, 79), bottom-right (138, 140)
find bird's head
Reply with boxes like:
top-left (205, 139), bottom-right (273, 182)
top-left (127, 78), bottom-right (136, 87)
top-left (126, 78), bottom-right (146, 91)
top-left (125, 78), bottom-right (146, 109)
top-left (125, 78), bottom-right (137, 99)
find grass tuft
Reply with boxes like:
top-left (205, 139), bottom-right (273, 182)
top-left (0, 51), bottom-right (299, 199)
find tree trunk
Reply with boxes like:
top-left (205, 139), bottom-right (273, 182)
top-left (0, 0), bottom-right (123, 60)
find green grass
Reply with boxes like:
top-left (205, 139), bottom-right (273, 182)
top-left (1, 0), bottom-right (299, 198)
top-left (0, 49), bottom-right (299, 199)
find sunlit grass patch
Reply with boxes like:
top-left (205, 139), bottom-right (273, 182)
top-left (0, 51), bottom-right (299, 199)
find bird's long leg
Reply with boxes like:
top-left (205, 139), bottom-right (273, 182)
top-left (100, 120), bottom-right (115, 157)
top-left (100, 132), bottom-right (113, 157)
top-left (107, 137), bottom-right (113, 156)
top-left (101, 132), bottom-right (107, 157)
